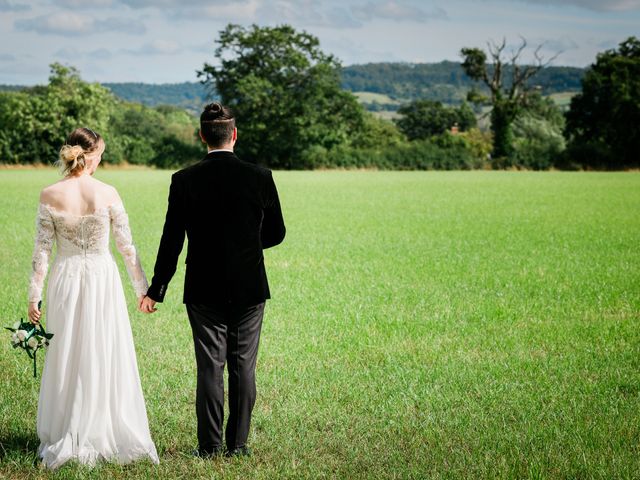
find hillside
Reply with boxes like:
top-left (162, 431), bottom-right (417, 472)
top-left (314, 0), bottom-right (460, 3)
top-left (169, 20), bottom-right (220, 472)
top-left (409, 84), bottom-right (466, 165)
top-left (342, 61), bottom-right (584, 102)
top-left (1, 62), bottom-right (585, 112)
top-left (102, 82), bottom-right (212, 114)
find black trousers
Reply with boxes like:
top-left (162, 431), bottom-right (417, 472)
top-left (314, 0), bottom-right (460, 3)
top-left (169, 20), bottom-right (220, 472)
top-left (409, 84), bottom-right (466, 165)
top-left (186, 302), bottom-right (264, 452)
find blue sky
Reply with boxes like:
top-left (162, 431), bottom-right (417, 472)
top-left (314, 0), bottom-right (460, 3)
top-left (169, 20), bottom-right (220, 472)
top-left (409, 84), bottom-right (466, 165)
top-left (1, 0), bottom-right (639, 84)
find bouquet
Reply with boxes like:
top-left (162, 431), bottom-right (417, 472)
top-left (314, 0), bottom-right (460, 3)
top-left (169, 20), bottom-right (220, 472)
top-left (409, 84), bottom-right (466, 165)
top-left (5, 302), bottom-right (54, 378)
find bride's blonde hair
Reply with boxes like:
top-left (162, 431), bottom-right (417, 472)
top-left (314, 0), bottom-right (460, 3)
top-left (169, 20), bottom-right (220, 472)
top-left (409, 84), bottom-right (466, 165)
top-left (57, 127), bottom-right (103, 176)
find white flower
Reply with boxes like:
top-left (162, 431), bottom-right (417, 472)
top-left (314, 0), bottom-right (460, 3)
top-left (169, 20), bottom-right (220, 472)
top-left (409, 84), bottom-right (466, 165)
top-left (11, 333), bottom-right (19, 345)
top-left (27, 337), bottom-right (39, 349)
top-left (16, 330), bottom-right (28, 342)
top-left (12, 321), bottom-right (20, 330)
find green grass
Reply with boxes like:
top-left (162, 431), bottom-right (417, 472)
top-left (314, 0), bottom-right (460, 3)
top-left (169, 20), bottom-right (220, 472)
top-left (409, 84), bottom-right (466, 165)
top-left (1, 169), bottom-right (639, 479)
top-left (548, 92), bottom-right (578, 108)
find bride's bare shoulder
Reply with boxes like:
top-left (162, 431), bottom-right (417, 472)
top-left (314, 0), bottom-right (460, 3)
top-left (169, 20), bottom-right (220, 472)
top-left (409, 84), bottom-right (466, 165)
top-left (93, 178), bottom-right (122, 205)
top-left (39, 181), bottom-right (66, 206)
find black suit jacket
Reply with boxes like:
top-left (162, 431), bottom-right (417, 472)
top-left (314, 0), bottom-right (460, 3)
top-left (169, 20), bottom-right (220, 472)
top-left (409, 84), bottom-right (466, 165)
top-left (146, 151), bottom-right (286, 306)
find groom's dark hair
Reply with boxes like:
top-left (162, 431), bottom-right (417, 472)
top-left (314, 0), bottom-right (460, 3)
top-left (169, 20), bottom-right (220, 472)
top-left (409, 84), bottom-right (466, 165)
top-left (200, 102), bottom-right (235, 147)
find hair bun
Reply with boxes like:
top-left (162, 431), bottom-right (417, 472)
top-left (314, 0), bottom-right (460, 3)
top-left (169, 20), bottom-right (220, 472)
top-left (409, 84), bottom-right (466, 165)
top-left (59, 144), bottom-right (86, 176)
top-left (203, 102), bottom-right (224, 120)
top-left (205, 102), bottom-right (222, 113)
top-left (60, 145), bottom-right (84, 164)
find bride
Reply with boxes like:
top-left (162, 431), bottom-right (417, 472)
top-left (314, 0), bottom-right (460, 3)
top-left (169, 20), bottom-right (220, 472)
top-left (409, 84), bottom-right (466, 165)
top-left (27, 127), bottom-right (159, 469)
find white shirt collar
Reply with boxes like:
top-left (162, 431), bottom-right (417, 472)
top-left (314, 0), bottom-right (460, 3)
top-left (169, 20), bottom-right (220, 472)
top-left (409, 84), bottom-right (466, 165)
top-left (207, 148), bottom-right (234, 154)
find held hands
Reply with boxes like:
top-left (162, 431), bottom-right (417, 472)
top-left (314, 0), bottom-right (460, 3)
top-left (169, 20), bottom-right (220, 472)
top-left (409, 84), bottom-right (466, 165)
top-left (138, 295), bottom-right (158, 314)
top-left (28, 302), bottom-right (41, 324)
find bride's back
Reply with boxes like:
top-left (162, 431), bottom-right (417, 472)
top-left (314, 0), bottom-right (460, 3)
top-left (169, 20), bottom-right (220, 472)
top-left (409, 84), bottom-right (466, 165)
top-left (41, 127), bottom-right (120, 216)
top-left (40, 176), bottom-right (120, 216)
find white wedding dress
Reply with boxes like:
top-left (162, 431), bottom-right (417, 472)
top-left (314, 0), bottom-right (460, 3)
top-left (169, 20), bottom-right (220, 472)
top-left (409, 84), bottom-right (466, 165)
top-left (28, 202), bottom-right (159, 469)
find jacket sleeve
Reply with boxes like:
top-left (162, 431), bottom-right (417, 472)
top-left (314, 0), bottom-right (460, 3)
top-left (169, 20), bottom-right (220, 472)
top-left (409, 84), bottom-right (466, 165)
top-left (147, 173), bottom-right (186, 302)
top-left (261, 170), bottom-right (286, 249)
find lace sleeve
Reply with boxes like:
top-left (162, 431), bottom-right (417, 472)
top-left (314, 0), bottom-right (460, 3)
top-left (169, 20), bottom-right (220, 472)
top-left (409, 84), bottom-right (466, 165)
top-left (110, 203), bottom-right (149, 298)
top-left (28, 204), bottom-right (56, 303)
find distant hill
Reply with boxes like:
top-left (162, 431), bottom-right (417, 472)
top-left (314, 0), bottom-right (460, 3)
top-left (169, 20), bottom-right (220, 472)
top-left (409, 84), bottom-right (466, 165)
top-left (1, 61), bottom-right (585, 113)
top-left (102, 82), bottom-right (213, 114)
top-left (0, 85), bottom-right (30, 93)
top-left (342, 61), bottom-right (585, 107)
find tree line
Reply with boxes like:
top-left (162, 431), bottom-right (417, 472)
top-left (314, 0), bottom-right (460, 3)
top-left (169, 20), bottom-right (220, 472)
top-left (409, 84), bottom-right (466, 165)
top-left (0, 64), bottom-right (201, 168)
top-left (0, 63), bottom-right (585, 113)
top-left (198, 25), bottom-right (638, 170)
top-left (0, 25), bottom-right (637, 170)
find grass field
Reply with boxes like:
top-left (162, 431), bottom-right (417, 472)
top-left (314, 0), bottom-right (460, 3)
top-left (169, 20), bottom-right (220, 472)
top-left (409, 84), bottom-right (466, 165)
top-left (548, 92), bottom-right (578, 109)
top-left (1, 169), bottom-right (639, 479)
top-left (353, 91), bottom-right (402, 106)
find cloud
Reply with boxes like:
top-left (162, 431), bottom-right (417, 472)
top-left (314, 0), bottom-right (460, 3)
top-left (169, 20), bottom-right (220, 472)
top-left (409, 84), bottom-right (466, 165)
top-left (52, 0), bottom-right (115, 7)
top-left (53, 47), bottom-right (80, 58)
top-left (539, 37), bottom-right (579, 52)
top-left (49, 0), bottom-right (215, 6)
top-left (123, 39), bottom-right (182, 55)
top-left (170, 0), bottom-right (260, 22)
top-left (351, 1), bottom-right (447, 22)
top-left (15, 13), bottom-right (146, 36)
top-left (0, 53), bottom-right (17, 61)
top-left (99, 16), bottom-right (146, 33)
top-left (118, 0), bottom-right (237, 7)
top-left (515, 0), bottom-right (640, 11)
top-left (152, 0), bottom-right (358, 28)
top-left (90, 48), bottom-right (113, 59)
top-left (189, 41), bottom-right (214, 54)
top-left (54, 47), bottom-right (113, 60)
top-left (15, 13), bottom-right (94, 35)
top-left (596, 38), bottom-right (622, 49)
top-left (0, 0), bottom-right (29, 11)
top-left (254, 0), bottom-right (362, 28)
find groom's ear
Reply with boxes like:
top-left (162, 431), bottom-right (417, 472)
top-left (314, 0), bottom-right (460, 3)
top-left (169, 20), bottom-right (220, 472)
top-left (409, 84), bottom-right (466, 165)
top-left (198, 129), bottom-right (207, 144)
top-left (232, 127), bottom-right (237, 143)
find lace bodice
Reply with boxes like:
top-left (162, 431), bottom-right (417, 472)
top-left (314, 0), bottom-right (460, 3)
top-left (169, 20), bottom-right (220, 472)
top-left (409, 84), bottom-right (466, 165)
top-left (28, 203), bottom-right (148, 302)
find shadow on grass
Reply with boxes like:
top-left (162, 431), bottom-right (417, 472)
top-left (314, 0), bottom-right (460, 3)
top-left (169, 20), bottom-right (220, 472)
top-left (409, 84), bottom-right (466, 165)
top-left (0, 432), bottom-right (40, 460)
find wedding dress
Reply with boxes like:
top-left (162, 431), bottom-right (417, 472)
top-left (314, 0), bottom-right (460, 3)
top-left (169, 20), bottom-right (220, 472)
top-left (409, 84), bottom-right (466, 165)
top-left (28, 202), bottom-right (159, 469)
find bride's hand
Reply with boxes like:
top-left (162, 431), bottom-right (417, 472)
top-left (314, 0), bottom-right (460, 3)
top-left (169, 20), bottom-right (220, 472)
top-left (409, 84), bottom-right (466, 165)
top-left (28, 302), bottom-right (41, 324)
top-left (138, 296), bottom-right (157, 314)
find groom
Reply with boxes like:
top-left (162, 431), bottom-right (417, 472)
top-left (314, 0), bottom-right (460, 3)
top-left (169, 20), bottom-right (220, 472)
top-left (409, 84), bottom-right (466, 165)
top-left (140, 102), bottom-right (286, 457)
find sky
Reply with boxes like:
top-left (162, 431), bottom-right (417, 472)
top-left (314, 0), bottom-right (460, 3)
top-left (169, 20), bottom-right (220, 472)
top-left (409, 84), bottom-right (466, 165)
top-left (1, 0), bottom-right (639, 85)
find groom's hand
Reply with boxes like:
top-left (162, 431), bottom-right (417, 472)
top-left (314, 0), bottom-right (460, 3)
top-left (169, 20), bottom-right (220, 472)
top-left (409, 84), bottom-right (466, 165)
top-left (139, 295), bottom-right (158, 314)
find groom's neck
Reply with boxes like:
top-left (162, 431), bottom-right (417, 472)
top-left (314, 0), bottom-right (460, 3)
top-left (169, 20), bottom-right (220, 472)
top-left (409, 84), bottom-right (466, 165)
top-left (207, 143), bottom-right (234, 153)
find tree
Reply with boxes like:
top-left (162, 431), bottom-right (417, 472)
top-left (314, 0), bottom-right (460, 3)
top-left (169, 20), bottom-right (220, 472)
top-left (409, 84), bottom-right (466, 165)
top-left (198, 24), bottom-right (365, 168)
top-left (460, 38), bottom-right (558, 163)
top-left (0, 63), bottom-right (115, 164)
top-left (511, 91), bottom-right (566, 169)
top-left (395, 100), bottom-right (477, 140)
top-left (565, 37), bottom-right (640, 169)
top-left (0, 63), bottom-right (201, 166)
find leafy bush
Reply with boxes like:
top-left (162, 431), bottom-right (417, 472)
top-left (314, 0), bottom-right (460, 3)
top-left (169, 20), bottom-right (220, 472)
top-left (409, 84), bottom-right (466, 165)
top-left (0, 63), bottom-right (201, 167)
top-left (349, 113), bottom-right (405, 150)
top-left (558, 142), bottom-right (616, 170)
top-left (150, 136), bottom-right (204, 169)
top-left (458, 128), bottom-right (492, 166)
top-left (395, 100), bottom-right (477, 140)
top-left (302, 134), bottom-right (480, 170)
top-left (512, 115), bottom-right (565, 170)
top-left (0, 65), bottom-right (114, 164)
